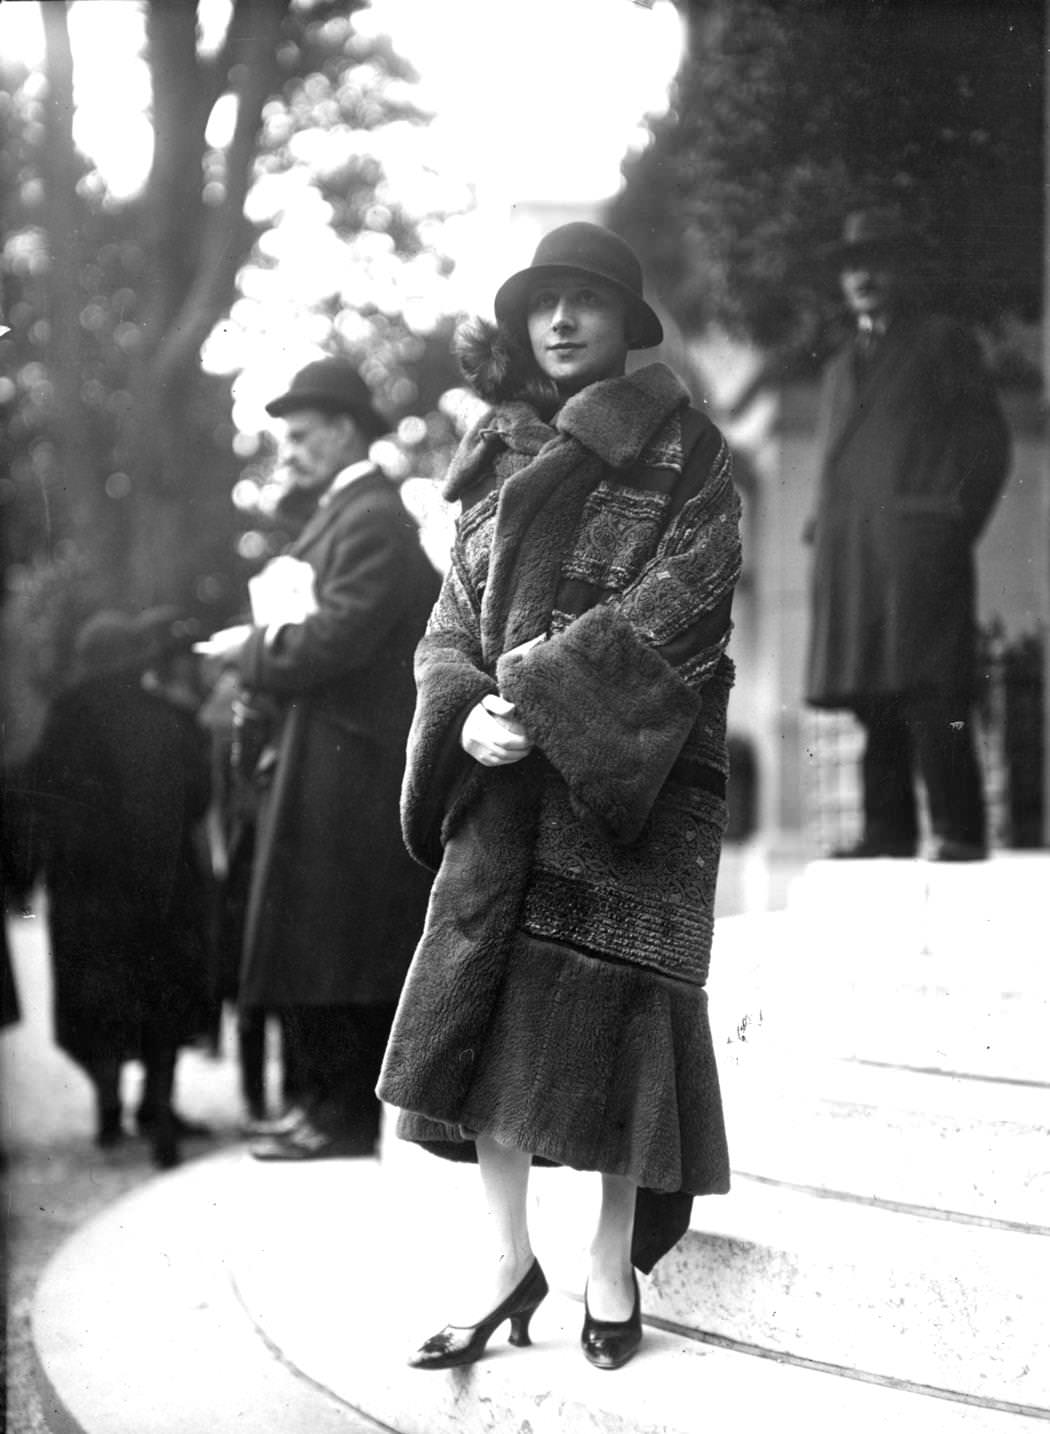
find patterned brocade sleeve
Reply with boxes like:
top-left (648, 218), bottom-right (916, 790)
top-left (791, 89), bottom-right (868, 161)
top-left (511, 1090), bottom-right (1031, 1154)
top-left (498, 434), bottom-right (741, 845)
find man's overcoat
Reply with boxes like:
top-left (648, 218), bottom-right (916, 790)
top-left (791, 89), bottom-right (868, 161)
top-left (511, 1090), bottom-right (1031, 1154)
top-left (238, 470), bottom-right (439, 1009)
top-left (805, 313), bottom-right (1010, 708)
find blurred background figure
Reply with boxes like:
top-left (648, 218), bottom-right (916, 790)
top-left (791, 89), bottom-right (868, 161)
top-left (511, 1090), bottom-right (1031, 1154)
top-left (197, 665), bottom-right (302, 1130)
top-left (199, 356), bottom-right (439, 1162)
top-left (7, 608), bottom-right (214, 1169)
top-left (803, 207), bottom-right (1012, 862)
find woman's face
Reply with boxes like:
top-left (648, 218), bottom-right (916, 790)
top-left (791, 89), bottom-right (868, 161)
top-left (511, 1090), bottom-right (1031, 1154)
top-left (526, 276), bottom-right (630, 394)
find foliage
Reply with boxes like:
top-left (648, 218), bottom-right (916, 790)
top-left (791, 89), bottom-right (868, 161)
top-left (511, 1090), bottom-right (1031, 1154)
top-left (1, 0), bottom-right (469, 637)
top-left (612, 0), bottom-right (1044, 359)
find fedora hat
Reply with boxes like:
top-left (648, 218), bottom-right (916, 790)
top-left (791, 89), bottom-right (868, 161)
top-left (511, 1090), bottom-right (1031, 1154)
top-left (825, 206), bottom-right (917, 265)
top-left (265, 356), bottom-right (387, 439)
top-left (494, 222), bottom-right (663, 350)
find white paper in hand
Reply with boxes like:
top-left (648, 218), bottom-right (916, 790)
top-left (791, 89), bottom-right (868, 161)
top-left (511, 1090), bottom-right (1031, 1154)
top-left (248, 555), bottom-right (318, 626)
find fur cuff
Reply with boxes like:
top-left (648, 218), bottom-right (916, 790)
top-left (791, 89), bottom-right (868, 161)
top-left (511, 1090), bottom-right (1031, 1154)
top-left (497, 604), bottom-right (699, 843)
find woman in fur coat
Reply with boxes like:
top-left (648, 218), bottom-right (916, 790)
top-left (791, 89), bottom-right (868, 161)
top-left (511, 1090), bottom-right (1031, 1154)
top-left (377, 223), bottom-right (741, 1370)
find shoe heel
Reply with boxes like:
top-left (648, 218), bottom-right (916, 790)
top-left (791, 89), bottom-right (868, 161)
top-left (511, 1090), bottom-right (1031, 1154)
top-left (508, 1310), bottom-right (534, 1347)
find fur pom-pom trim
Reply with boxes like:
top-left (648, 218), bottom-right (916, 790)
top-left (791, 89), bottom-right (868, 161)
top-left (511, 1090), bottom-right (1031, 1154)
top-left (453, 316), bottom-right (560, 417)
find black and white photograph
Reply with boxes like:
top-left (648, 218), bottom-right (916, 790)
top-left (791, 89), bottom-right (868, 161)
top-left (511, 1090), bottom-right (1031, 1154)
top-left (1, 1), bottom-right (1046, 1430)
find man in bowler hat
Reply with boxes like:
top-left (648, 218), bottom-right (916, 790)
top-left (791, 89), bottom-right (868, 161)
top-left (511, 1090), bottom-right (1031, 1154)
top-left (804, 208), bottom-right (1011, 861)
top-left (204, 356), bottom-right (439, 1157)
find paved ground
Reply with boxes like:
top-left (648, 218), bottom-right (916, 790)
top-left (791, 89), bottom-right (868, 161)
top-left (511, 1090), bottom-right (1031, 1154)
top-left (1, 846), bottom-right (791, 1432)
top-left (1, 906), bottom-right (249, 1434)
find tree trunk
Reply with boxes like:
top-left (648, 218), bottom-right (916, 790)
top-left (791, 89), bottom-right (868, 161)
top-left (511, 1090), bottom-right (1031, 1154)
top-left (123, 0), bottom-right (291, 605)
top-left (40, 1), bottom-right (110, 571)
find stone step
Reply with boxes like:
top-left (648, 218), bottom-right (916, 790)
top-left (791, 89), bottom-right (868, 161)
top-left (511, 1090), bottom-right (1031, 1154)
top-left (661, 1179), bottom-right (1049, 1408)
top-left (34, 1149), bottom-right (1050, 1434)
top-left (709, 886), bottom-right (1050, 1081)
top-left (530, 1160), bottom-right (1049, 1410)
top-left (720, 1060), bottom-right (1050, 1226)
top-left (786, 853), bottom-right (1050, 971)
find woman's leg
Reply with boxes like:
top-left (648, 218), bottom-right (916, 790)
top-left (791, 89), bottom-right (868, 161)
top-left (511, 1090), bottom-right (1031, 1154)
top-left (587, 1173), bottom-right (638, 1320)
top-left (449, 1133), bottom-right (535, 1325)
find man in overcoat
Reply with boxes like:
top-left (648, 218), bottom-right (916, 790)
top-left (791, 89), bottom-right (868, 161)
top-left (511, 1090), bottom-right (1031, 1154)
top-left (204, 357), bottom-right (438, 1157)
top-left (805, 208), bottom-right (1011, 861)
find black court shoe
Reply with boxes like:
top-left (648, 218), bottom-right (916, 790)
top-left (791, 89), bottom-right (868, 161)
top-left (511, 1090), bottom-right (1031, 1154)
top-left (581, 1274), bottom-right (642, 1370)
top-left (408, 1259), bottom-right (548, 1370)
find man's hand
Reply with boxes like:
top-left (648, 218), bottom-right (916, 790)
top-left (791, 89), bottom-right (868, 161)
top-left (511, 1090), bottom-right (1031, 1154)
top-left (461, 694), bottom-right (534, 767)
top-left (193, 624), bottom-right (253, 671)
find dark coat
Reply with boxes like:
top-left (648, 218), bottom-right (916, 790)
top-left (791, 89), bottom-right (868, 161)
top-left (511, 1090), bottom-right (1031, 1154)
top-left (238, 469), bottom-right (439, 1009)
top-left (10, 674), bottom-right (212, 1065)
top-left (805, 312), bottom-right (1010, 708)
top-left (379, 364), bottom-right (742, 1270)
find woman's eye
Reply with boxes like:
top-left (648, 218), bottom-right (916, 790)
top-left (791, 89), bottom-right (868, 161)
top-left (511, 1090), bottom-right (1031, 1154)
top-left (529, 292), bottom-right (556, 313)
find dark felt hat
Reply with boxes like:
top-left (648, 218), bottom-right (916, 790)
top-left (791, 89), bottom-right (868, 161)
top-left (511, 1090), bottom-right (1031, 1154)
top-left (494, 222), bottom-right (663, 350)
top-left (825, 207), bottom-right (917, 265)
top-left (265, 356), bottom-right (387, 439)
top-left (74, 611), bottom-right (146, 677)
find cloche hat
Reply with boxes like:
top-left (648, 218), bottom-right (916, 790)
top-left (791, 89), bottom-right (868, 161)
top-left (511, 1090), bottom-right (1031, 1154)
top-left (494, 222), bottom-right (663, 350)
top-left (265, 356), bottom-right (387, 439)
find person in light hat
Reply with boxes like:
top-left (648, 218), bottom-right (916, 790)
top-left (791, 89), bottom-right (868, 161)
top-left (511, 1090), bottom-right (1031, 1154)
top-left (804, 206), bottom-right (1011, 861)
top-left (377, 222), bottom-right (742, 1370)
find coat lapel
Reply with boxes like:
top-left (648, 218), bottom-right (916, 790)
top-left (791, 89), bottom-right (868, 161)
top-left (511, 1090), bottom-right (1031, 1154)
top-left (287, 469), bottom-right (381, 560)
top-left (481, 437), bottom-right (598, 664)
top-left (478, 366), bottom-right (687, 666)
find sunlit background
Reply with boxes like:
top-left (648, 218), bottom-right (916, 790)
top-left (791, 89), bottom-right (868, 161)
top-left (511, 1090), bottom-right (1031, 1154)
top-left (0, 0), bottom-right (683, 434)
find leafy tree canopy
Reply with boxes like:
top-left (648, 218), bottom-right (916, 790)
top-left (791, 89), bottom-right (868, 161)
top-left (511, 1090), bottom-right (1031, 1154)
top-left (611, 0), bottom-right (1044, 360)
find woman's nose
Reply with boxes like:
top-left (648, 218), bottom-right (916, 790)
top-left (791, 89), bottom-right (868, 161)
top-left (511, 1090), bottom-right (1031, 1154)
top-left (551, 298), bottom-right (575, 329)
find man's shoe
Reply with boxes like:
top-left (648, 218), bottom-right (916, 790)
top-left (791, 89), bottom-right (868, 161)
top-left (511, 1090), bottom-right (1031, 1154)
top-left (829, 838), bottom-right (915, 859)
top-left (249, 1118), bottom-right (374, 1162)
top-left (929, 839), bottom-right (987, 863)
top-left (240, 1105), bottom-right (307, 1139)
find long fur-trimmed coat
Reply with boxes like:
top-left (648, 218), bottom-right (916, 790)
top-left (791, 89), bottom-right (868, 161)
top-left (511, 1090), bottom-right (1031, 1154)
top-left (379, 357), bottom-right (741, 1213)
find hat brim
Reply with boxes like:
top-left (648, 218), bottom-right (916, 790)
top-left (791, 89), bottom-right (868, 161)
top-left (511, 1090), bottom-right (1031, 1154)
top-left (265, 390), bottom-right (387, 439)
top-left (494, 263), bottom-right (663, 351)
top-left (819, 235), bottom-right (915, 267)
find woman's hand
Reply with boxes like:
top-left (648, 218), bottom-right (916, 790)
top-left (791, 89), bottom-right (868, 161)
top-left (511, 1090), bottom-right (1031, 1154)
top-left (461, 694), bottom-right (534, 766)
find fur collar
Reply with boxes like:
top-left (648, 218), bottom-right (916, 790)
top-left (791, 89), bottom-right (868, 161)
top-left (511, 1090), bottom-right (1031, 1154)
top-left (444, 353), bottom-right (688, 502)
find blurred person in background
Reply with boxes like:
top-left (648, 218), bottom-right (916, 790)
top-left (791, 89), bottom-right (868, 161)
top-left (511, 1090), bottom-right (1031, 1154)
top-left (8, 608), bottom-right (214, 1169)
top-left (804, 207), bottom-right (1011, 861)
top-left (200, 356), bottom-right (438, 1161)
top-left (198, 665), bottom-right (302, 1129)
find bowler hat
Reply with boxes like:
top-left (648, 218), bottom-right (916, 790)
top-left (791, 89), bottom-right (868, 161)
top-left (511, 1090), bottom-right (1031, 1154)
top-left (494, 222), bottom-right (663, 350)
top-left (265, 356), bottom-right (387, 439)
top-left (825, 207), bottom-right (916, 265)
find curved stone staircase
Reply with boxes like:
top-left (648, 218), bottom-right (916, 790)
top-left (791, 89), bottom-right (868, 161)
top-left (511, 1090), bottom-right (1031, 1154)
top-left (32, 854), bottom-right (1050, 1433)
